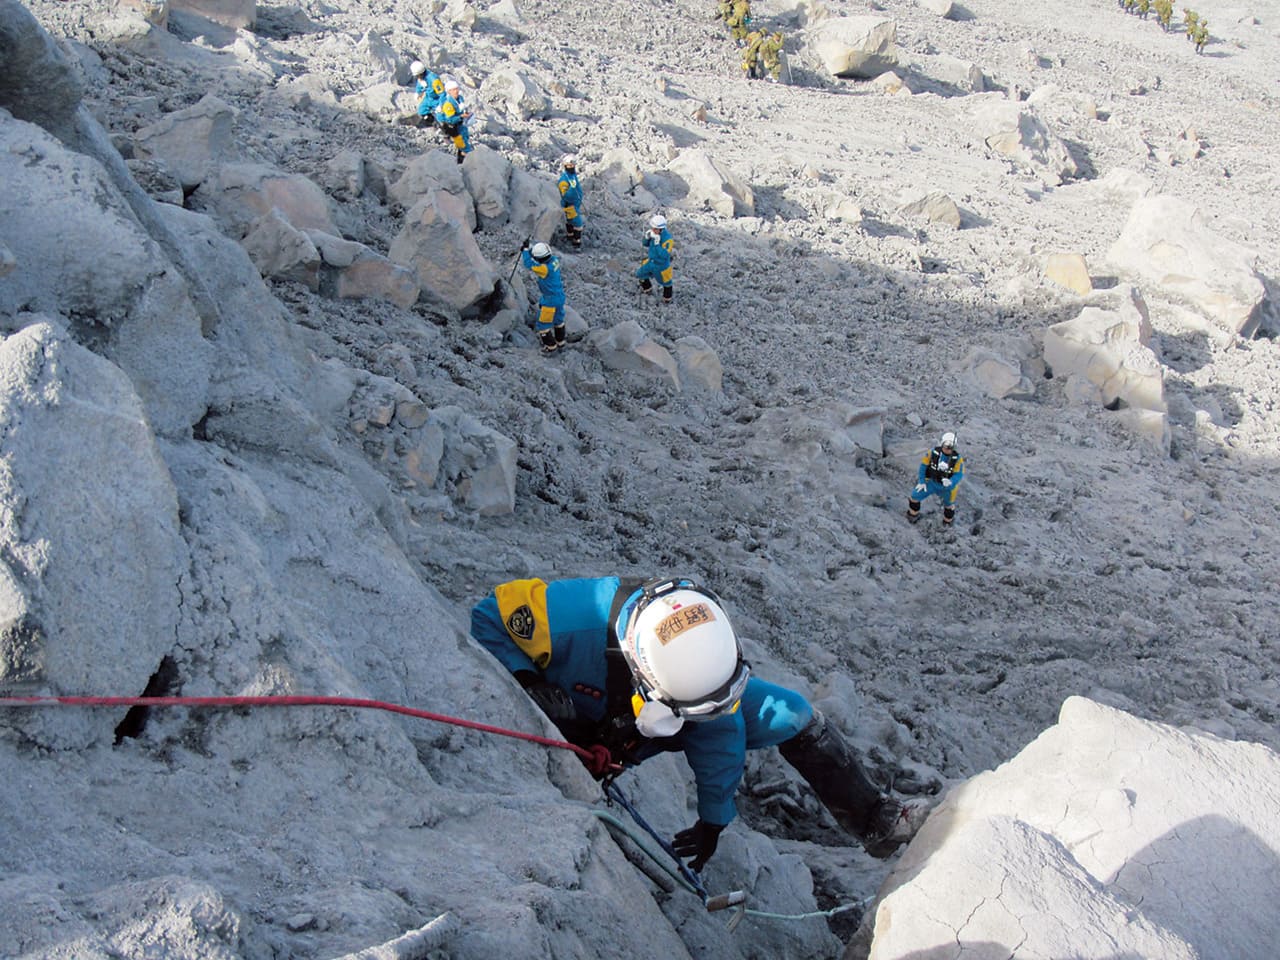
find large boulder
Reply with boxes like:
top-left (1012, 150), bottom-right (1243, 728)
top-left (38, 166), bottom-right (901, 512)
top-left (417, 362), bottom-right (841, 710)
top-left (191, 162), bottom-right (339, 238)
top-left (807, 16), bottom-right (898, 79)
top-left (1106, 195), bottom-right (1266, 337)
top-left (508, 166), bottom-right (564, 242)
top-left (479, 69), bottom-right (549, 120)
top-left (132, 93), bottom-right (239, 190)
top-left (1044, 288), bottom-right (1167, 450)
top-left (388, 193), bottom-right (498, 314)
top-left (240, 209), bottom-right (321, 288)
top-left (971, 98), bottom-right (1078, 185)
top-left (0, 321), bottom-right (184, 750)
top-left (591, 321), bottom-right (680, 390)
top-left (388, 151), bottom-right (476, 230)
top-left (868, 697), bottom-right (1280, 959)
top-left (461, 145), bottom-right (514, 230)
top-left (667, 148), bottom-right (754, 218)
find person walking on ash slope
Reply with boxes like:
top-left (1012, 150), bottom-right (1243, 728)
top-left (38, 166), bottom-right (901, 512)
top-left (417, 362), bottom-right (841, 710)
top-left (520, 240), bottom-right (567, 353)
top-left (636, 213), bottom-right (675, 304)
top-left (471, 575), bottom-right (929, 870)
top-left (907, 431), bottom-right (965, 526)
top-left (434, 77), bottom-right (474, 163)
top-left (558, 155), bottom-right (585, 250)
top-left (409, 60), bottom-right (444, 126)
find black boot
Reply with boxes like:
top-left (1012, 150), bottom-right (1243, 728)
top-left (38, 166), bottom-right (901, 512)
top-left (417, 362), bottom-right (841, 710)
top-left (553, 325), bottom-right (567, 348)
top-left (779, 711), bottom-right (895, 847)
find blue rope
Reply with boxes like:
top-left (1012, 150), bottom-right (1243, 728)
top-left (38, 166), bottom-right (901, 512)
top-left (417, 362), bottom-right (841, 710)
top-left (603, 780), bottom-right (710, 901)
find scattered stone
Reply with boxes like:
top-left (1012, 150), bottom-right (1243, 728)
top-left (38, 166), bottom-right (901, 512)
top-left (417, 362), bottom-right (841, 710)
top-left (1043, 253), bottom-right (1092, 295)
top-left (971, 98), bottom-right (1078, 184)
top-left (169, 0), bottom-right (256, 29)
top-left (591, 321), bottom-right (681, 390)
top-left (480, 69), bottom-right (549, 120)
top-left (674, 336), bottom-right (723, 393)
top-left (125, 158), bottom-right (185, 205)
top-left (192, 161), bottom-right (339, 238)
top-left (241, 209), bottom-right (321, 288)
top-left (899, 191), bottom-right (962, 228)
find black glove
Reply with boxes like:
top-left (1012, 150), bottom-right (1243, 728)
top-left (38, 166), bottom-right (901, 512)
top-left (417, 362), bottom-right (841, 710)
top-left (521, 239), bottom-right (530, 250)
top-left (673, 820), bottom-right (725, 872)
top-left (515, 671), bottom-right (576, 722)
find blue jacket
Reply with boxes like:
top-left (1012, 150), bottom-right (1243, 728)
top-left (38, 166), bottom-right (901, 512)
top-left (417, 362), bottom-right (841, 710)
top-left (520, 251), bottom-right (566, 306)
top-left (434, 90), bottom-right (468, 128)
top-left (470, 576), bottom-right (747, 825)
top-left (558, 171), bottom-right (583, 214)
top-left (415, 73), bottom-right (444, 115)
top-left (642, 228), bottom-right (674, 270)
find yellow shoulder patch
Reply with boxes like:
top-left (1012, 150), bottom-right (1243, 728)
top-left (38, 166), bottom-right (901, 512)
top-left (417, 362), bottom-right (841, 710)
top-left (494, 578), bottom-right (552, 668)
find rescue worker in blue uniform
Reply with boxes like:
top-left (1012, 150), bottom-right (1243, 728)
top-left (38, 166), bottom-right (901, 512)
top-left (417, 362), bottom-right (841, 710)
top-left (470, 575), bottom-right (925, 871)
top-left (636, 213), bottom-right (675, 303)
top-left (434, 77), bottom-right (473, 164)
top-left (409, 60), bottom-right (443, 126)
top-left (520, 240), bottom-right (567, 353)
top-left (907, 431), bottom-right (964, 526)
top-left (557, 155), bottom-right (585, 249)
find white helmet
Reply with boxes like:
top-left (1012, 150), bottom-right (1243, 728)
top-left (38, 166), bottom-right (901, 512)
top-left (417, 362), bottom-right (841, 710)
top-left (940, 431), bottom-right (957, 448)
top-left (530, 242), bottom-right (551, 261)
top-left (561, 154), bottom-right (578, 168)
top-left (444, 77), bottom-right (460, 92)
top-left (648, 213), bottom-right (667, 230)
top-left (622, 579), bottom-right (749, 734)
top-left (410, 60), bottom-right (426, 76)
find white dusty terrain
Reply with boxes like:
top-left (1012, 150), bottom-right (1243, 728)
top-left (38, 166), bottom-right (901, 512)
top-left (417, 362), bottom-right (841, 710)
top-left (1, 0), bottom-right (1278, 956)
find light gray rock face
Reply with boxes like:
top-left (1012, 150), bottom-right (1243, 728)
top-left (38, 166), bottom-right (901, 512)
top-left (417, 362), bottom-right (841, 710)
top-left (591, 320), bottom-right (681, 389)
top-left (674, 336), bottom-right (723, 393)
top-left (388, 151), bottom-right (477, 230)
top-left (869, 697), bottom-right (1280, 960)
top-left (960, 348), bottom-right (1035, 399)
top-left (461, 145), bottom-right (515, 229)
top-left (807, 16), bottom-right (899, 79)
top-left (389, 193), bottom-right (498, 314)
top-left (480, 68), bottom-right (549, 120)
top-left (169, 0), bottom-right (255, 29)
top-left (0, 0), bottom-right (85, 139)
top-left (241, 209), bottom-right (321, 287)
top-left (132, 94), bottom-right (238, 190)
top-left (971, 98), bottom-right (1078, 184)
top-left (192, 161), bottom-right (339, 239)
top-left (898, 190), bottom-right (962, 228)
top-left (1106, 195), bottom-right (1266, 337)
top-left (1044, 288), bottom-right (1167, 450)
top-left (0, 321), bottom-right (183, 750)
top-left (667, 148), bottom-right (754, 218)
top-left (916, 0), bottom-right (955, 18)
top-left (0, 115), bottom-right (213, 437)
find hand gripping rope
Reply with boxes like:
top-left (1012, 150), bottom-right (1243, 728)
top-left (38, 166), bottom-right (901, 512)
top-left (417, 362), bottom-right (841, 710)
top-left (1, 693), bottom-right (865, 928)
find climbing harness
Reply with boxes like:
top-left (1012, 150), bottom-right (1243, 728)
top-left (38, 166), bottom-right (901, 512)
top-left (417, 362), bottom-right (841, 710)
top-left (2, 692), bottom-right (866, 930)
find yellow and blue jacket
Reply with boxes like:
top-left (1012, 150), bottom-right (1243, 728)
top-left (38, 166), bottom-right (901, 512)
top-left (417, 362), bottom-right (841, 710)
top-left (470, 576), bottom-right (747, 825)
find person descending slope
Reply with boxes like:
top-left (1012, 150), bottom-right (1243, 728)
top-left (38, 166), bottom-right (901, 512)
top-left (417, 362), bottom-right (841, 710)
top-left (907, 431), bottom-right (965, 526)
top-left (636, 213), bottom-right (675, 304)
top-left (409, 60), bottom-right (444, 126)
top-left (741, 30), bottom-right (765, 79)
top-left (434, 77), bottom-right (473, 163)
top-left (557, 155), bottom-right (585, 249)
top-left (470, 575), bottom-right (929, 870)
top-left (520, 240), bottom-right (567, 353)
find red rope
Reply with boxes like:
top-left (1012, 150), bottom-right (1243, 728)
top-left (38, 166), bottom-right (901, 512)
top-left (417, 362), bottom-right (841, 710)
top-left (0, 694), bottom-right (610, 768)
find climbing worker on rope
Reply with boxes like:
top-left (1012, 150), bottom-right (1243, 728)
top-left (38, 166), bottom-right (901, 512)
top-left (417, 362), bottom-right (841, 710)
top-left (519, 240), bottom-right (567, 353)
top-left (409, 59), bottom-right (444, 127)
top-left (907, 430), bottom-right (965, 526)
top-left (557, 154), bottom-right (585, 250)
top-left (434, 77), bottom-right (473, 163)
top-left (636, 213), bottom-right (675, 304)
top-left (470, 575), bottom-right (928, 872)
